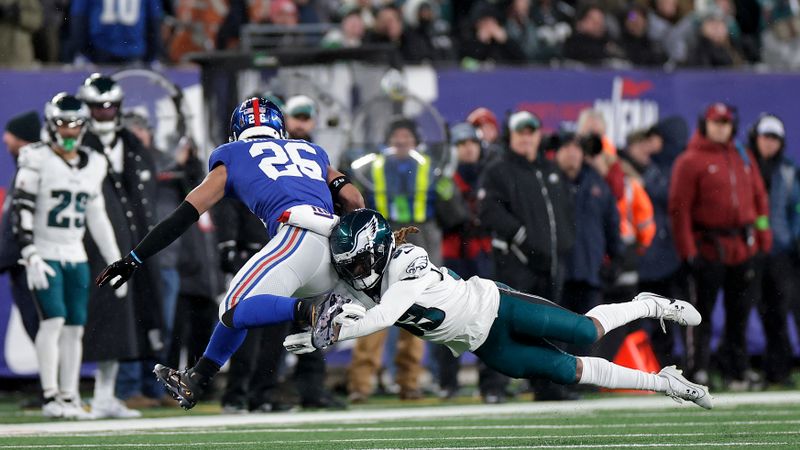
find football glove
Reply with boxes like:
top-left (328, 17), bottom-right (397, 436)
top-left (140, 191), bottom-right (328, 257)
top-left (283, 332), bottom-right (315, 355)
top-left (333, 303), bottom-right (367, 327)
top-left (18, 253), bottom-right (55, 291)
top-left (96, 253), bottom-right (140, 290)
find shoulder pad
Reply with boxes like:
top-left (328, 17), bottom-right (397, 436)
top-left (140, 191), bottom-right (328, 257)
top-left (208, 144), bottom-right (231, 172)
top-left (17, 143), bottom-right (49, 171)
top-left (387, 244), bottom-right (431, 283)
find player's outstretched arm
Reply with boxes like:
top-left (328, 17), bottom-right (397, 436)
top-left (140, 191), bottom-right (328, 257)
top-left (327, 166), bottom-right (364, 212)
top-left (96, 166), bottom-right (227, 289)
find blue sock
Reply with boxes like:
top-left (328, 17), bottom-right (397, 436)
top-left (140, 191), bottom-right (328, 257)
top-left (202, 323), bottom-right (247, 367)
top-left (231, 294), bottom-right (298, 329)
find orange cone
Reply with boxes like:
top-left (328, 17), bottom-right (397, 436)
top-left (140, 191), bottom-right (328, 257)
top-left (603, 330), bottom-right (661, 394)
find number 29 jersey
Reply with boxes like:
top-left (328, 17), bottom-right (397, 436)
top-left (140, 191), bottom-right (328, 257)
top-left (15, 143), bottom-right (108, 263)
top-left (209, 138), bottom-right (334, 238)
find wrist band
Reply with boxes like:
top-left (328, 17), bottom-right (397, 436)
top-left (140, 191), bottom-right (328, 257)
top-left (328, 175), bottom-right (351, 197)
top-left (129, 251), bottom-right (143, 265)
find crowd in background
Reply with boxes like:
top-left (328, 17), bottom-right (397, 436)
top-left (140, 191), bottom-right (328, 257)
top-left (1, 0), bottom-right (800, 69)
top-left (3, 66), bottom-right (800, 416)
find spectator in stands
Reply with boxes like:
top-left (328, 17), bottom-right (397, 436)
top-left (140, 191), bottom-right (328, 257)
top-left (0, 0), bottom-right (41, 66)
top-left (270, 0), bottom-right (299, 26)
top-left (562, 2), bottom-right (625, 66)
top-left (68, 0), bottom-right (162, 64)
top-left (530, 0), bottom-right (573, 62)
top-left (555, 129), bottom-right (623, 324)
top-left (460, 2), bottom-right (526, 64)
top-left (479, 111), bottom-right (575, 401)
top-left (348, 118), bottom-right (440, 403)
top-left (749, 114), bottom-right (800, 387)
top-left (402, 0), bottom-right (456, 62)
top-left (436, 122), bottom-right (509, 403)
top-left (647, 0), bottom-right (694, 64)
top-left (576, 108), bottom-right (624, 200)
top-left (669, 102), bottom-right (771, 390)
top-left (760, 0), bottom-right (800, 69)
top-left (619, 4), bottom-right (668, 66)
top-left (636, 117), bottom-right (689, 365)
top-left (1, 111), bottom-right (41, 341)
top-left (365, 4), bottom-right (431, 64)
top-left (505, 0), bottom-right (542, 61)
top-left (33, 0), bottom-right (67, 63)
top-left (321, 4), bottom-right (365, 48)
top-left (686, 8), bottom-right (745, 67)
top-left (167, 0), bottom-right (228, 62)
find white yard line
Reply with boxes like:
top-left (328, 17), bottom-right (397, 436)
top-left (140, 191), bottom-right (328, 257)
top-left (1, 442), bottom-right (789, 450)
top-left (2, 391), bottom-right (800, 437)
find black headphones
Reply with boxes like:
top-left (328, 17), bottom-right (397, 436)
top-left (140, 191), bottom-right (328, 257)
top-left (747, 113), bottom-right (785, 152)
top-left (697, 102), bottom-right (738, 137)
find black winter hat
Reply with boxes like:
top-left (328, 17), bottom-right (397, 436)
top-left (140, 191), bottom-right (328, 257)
top-left (5, 111), bottom-right (41, 143)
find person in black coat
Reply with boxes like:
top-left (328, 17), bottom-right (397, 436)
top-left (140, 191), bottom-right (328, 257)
top-left (77, 74), bottom-right (164, 415)
top-left (554, 131), bottom-right (623, 317)
top-left (619, 5), bottom-right (668, 67)
top-left (562, 3), bottom-right (624, 65)
top-left (0, 111), bottom-right (41, 342)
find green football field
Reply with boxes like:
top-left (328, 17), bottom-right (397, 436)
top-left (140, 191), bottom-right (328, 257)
top-left (2, 392), bottom-right (800, 449)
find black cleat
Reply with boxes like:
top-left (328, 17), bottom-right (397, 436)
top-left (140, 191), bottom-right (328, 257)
top-left (153, 364), bottom-right (206, 410)
top-left (311, 292), bottom-right (351, 350)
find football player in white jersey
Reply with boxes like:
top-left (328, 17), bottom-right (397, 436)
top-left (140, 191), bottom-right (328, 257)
top-left (287, 209), bottom-right (713, 409)
top-left (12, 93), bottom-right (124, 419)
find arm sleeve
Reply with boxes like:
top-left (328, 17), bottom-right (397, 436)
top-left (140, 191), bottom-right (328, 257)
top-left (478, 165), bottom-right (524, 242)
top-left (132, 200), bottom-right (200, 262)
top-left (337, 272), bottom-right (437, 341)
top-left (668, 154), bottom-right (698, 260)
top-left (84, 190), bottom-right (122, 265)
top-left (12, 149), bottom-right (41, 255)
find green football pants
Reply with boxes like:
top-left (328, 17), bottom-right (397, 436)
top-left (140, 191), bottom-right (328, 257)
top-left (474, 287), bottom-right (598, 384)
top-left (32, 261), bottom-right (90, 326)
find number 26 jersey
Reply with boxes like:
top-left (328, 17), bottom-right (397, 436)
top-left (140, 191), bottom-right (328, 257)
top-left (209, 138), bottom-right (334, 239)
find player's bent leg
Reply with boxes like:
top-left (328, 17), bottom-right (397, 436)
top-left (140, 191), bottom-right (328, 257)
top-left (585, 292), bottom-right (701, 337)
top-left (577, 356), bottom-right (712, 409)
top-left (497, 288), bottom-right (598, 347)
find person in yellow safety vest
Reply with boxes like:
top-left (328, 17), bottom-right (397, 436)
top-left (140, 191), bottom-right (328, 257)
top-left (347, 117), bottom-right (450, 403)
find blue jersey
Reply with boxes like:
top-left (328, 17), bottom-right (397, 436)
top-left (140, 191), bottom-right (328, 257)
top-left (71, 0), bottom-right (162, 59)
top-left (209, 139), bottom-right (334, 238)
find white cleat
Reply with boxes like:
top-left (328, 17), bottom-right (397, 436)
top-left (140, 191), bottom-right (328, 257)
top-left (59, 396), bottom-right (94, 420)
top-left (41, 397), bottom-right (64, 418)
top-left (91, 397), bottom-right (143, 419)
top-left (634, 292), bottom-right (702, 332)
top-left (659, 365), bottom-right (713, 410)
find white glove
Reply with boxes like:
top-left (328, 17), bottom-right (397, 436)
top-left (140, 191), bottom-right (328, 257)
top-left (114, 281), bottom-right (128, 299)
top-left (19, 253), bottom-right (55, 291)
top-left (333, 303), bottom-right (367, 327)
top-left (283, 332), bottom-right (315, 355)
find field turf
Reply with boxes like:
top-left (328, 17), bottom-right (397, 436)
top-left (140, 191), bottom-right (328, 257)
top-left (1, 392), bottom-right (800, 449)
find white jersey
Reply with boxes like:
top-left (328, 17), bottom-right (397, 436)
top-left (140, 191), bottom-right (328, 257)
top-left (337, 243), bottom-right (500, 356)
top-left (14, 143), bottom-right (117, 263)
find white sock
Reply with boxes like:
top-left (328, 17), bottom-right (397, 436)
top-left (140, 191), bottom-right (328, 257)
top-left (94, 360), bottom-right (119, 403)
top-left (58, 325), bottom-right (84, 399)
top-left (585, 300), bottom-right (651, 335)
top-left (578, 356), bottom-right (669, 392)
top-left (35, 317), bottom-right (65, 399)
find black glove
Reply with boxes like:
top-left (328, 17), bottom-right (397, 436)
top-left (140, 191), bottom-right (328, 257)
top-left (95, 253), bottom-right (140, 289)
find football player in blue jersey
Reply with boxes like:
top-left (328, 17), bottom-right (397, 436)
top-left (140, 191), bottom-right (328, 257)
top-left (96, 97), bottom-right (364, 409)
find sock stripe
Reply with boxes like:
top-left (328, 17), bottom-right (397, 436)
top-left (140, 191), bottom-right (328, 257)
top-left (224, 227), bottom-right (294, 310)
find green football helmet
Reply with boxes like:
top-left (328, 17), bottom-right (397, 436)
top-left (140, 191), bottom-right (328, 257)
top-left (330, 208), bottom-right (395, 291)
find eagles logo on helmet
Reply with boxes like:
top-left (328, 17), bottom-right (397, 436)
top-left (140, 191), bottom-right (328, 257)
top-left (330, 209), bottom-right (395, 292)
top-left (44, 92), bottom-right (90, 152)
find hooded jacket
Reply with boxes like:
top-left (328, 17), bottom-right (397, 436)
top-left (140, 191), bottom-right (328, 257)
top-left (669, 132), bottom-right (771, 265)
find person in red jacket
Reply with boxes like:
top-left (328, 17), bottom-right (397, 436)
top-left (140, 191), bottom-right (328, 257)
top-left (668, 103), bottom-right (771, 389)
